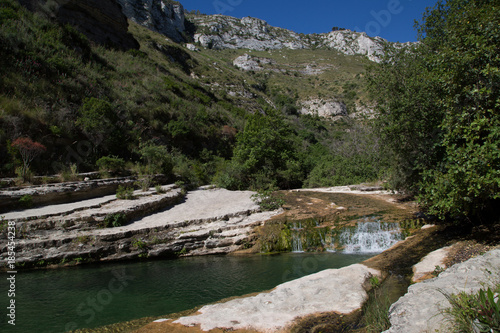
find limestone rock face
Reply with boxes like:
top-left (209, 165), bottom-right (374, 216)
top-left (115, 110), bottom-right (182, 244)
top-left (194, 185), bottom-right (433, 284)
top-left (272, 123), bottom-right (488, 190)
top-left (320, 30), bottom-right (385, 62)
top-left (117, 0), bottom-right (186, 42)
top-left (383, 249), bottom-right (500, 333)
top-left (233, 53), bottom-right (275, 71)
top-left (188, 14), bottom-right (393, 62)
top-left (191, 15), bottom-right (307, 51)
top-left (174, 263), bottom-right (381, 332)
top-left (300, 99), bottom-right (348, 118)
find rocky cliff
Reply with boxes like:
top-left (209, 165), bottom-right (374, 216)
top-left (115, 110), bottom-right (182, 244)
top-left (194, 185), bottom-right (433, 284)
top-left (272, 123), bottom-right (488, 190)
top-left (116, 0), bottom-right (186, 42)
top-left (188, 14), bottom-right (389, 62)
top-left (105, 0), bottom-right (396, 62)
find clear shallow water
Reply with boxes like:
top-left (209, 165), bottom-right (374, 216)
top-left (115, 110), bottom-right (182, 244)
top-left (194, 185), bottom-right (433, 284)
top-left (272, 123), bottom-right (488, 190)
top-left (0, 253), bottom-right (373, 333)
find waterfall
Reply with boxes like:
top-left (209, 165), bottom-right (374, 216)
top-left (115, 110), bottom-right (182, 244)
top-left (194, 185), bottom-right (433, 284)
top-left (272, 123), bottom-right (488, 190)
top-left (291, 233), bottom-right (304, 252)
top-left (337, 221), bottom-right (403, 253)
top-left (291, 222), bottom-right (304, 252)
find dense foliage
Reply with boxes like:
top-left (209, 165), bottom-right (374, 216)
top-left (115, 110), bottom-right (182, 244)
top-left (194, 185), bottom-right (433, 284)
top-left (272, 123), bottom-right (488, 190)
top-left (370, 0), bottom-right (500, 223)
top-left (0, 0), bottom-right (383, 190)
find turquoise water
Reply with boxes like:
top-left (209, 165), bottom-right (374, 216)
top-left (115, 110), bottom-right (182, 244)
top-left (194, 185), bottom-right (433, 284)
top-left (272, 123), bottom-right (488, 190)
top-left (0, 253), bottom-right (373, 333)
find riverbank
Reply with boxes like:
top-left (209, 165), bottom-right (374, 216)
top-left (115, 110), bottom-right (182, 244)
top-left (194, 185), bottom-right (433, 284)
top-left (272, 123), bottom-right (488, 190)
top-left (1, 184), bottom-right (284, 269)
top-left (3, 179), bottom-right (498, 332)
top-left (129, 225), bottom-right (443, 333)
top-left (1, 182), bottom-right (413, 270)
top-left (84, 221), bottom-right (499, 333)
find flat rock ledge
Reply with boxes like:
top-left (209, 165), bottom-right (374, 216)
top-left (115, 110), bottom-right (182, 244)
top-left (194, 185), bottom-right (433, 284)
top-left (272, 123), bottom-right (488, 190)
top-left (412, 245), bottom-right (453, 283)
top-left (172, 263), bottom-right (380, 332)
top-left (383, 248), bottom-right (500, 333)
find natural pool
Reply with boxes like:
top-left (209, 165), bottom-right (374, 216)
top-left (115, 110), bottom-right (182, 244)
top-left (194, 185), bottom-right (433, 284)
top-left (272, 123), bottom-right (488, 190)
top-left (1, 252), bottom-right (374, 333)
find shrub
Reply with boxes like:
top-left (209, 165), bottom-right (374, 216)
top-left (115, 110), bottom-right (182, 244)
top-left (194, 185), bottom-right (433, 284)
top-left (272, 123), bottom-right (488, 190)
top-left (102, 213), bottom-right (127, 228)
top-left (96, 156), bottom-right (125, 174)
top-left (251, 189), bottom-right (285, 211)
top-left (59, 164), bottom-right (80, 182)
top-left (132, 239), bottom-right (147, 250)
top-left (443, 285), bottom-right (500, 333)
top-left (11, 137), bottom-right (46, 182)
top-left (18, 194), bottom-right (33, 208)
top-left (116, 185), bottom-right (134, 200)
top-left (155, 184), bottom-right (166, 194)
top-left (138, 142), bottom-right (173, 176)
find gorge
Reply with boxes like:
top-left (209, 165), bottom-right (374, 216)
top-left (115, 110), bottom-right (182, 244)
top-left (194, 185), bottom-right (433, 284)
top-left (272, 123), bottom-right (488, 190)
top-left (1, 0), bottom-right (499, 332)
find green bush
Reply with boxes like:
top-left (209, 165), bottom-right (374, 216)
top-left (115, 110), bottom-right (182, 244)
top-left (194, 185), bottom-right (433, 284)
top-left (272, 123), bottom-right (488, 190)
top-left (132, 239), bottom-right (147, 250)
top-left (19, 194), bottom-right (33, 208)
top-left (116, 185), bottom-right (134, 200)
top-left (251, 189), bottom-right (285, 211)
top-left (138, 142), bottom-right (173, 176)
top-left (0, 0), bottom-right (19, 24)
top-left (102, 213), bottom-right (127, 228)
top-left (96, 155), bottom-right (125, 174)
top-left (370, 0), bottom-right (500, 222)
top-left (155, 184), bottom-right (166, 194)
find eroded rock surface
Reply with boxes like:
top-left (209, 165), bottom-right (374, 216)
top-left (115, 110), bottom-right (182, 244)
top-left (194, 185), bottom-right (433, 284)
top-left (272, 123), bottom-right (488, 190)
top-left (187, 14), bottom-right (392, 62)
top-left (412, 245), bottom-right (452, 283)
top-left (0, 176), bottom-right (141, 213)
top-left (117, 0), bottom-right (186, 42)
top-left (384, 249), bottom-right (500, 333)
top-left (0, 187), bottom-right (281, 268)
top-left (300, 99), bottom-right (348, 118)
top-left (174, 263), bottom-right (380, 332)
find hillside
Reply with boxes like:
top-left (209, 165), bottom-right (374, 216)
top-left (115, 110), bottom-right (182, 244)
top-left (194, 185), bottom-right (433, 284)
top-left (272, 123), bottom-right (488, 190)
top-left (0, 0), bottom-right (384, 190)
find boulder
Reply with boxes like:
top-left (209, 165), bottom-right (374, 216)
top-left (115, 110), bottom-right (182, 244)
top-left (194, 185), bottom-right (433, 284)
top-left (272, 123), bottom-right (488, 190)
top-left (411, 246), bottom-right (452, 283)
top-left (300, 99), bottom-right (348, 118)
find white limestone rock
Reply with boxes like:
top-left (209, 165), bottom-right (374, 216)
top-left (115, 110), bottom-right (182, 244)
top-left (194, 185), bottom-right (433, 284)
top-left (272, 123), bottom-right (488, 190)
top-left (117, 0), bottom-right (186, 42)
top-left (187, 15), bottom-right (391, 61)
top-left (320, 30), bottom-right (385, 62)
top-left (185, 43), bottom-right (199, 51)
top-left (300, 99), bottom-right (348, 118)
top-left (383, 249), bottom-right (500, 333)
top-left (412, 246), bottom-right (452, 283)
top-left (174, 264), bottom-right (381, 332)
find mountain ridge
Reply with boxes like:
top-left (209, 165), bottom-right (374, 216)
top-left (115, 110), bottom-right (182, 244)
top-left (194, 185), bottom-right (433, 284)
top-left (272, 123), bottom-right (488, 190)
top-left (115, 0), bottom-right (406, 62)
top-left (187, 13), bottom-right (390, 62)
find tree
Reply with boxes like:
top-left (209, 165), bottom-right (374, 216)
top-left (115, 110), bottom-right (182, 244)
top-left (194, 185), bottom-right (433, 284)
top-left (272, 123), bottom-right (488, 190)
top-left (370, 0), bottom-right (500, 223)
top-left (368, 45), bottom-right (444, 193)
top-left (230, 110), bottom-right (303, 190)
top-left (138, 141), bottom-right (172, 176)
top-left (11, 137), bottom-right (46, 181)
top-left (415, 0), bottom-right (500, 222)
top-left (76, 97), bottom-right (123, 156)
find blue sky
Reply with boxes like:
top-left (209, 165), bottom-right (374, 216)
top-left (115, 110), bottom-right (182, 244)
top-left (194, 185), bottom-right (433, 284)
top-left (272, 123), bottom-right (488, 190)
top-left (181, 0), bottom-right (439, 43)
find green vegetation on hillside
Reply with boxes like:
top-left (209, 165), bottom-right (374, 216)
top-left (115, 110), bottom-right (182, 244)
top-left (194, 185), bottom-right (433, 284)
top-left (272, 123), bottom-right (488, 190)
top-left (0, 0), bottom-right (382, 189)
top-left (370, 0), bottom-right (500, 223)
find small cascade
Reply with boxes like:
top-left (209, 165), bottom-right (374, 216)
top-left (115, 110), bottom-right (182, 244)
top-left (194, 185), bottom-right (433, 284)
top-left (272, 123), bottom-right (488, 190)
top-left (291, 233), bottom-right (304, 252)
top-left (337, 221), bottom-right (403, 253)
top-left (291, 222), bottom-right (304, 252)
